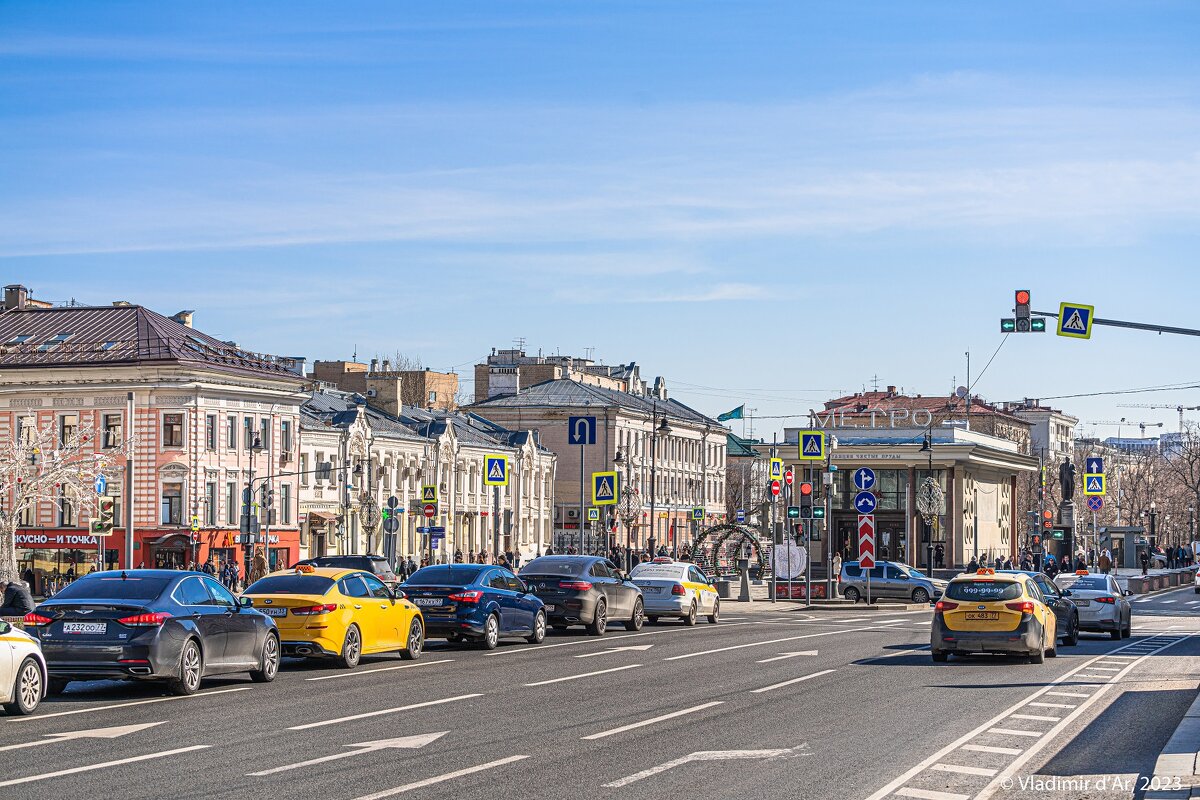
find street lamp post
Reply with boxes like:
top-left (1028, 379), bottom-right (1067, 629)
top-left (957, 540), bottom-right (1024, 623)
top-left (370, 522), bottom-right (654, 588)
top-left (919, 432), bottom-right (934, 572)
top-left (648, 403), bottom-right (671, 558)
top-left (243, 433), bottom-right (263, 585)
top-left (614, 448), bottom-right (643, 573)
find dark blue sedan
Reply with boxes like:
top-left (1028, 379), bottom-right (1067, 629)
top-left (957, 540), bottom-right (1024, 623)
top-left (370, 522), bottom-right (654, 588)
top-left (402, 565), bottom-right (546, 649)
top-left (26, 570), bottom-right (280, 696)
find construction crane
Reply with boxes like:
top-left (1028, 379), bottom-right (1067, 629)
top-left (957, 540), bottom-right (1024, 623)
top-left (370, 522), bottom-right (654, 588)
top-left (1087, 419), bottom-right (1165, 440)
top-left (1116, 403), bottom-right (1200, 433)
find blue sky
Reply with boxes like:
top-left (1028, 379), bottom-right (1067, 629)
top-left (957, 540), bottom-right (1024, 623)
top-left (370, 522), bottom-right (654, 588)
top-left (3, 2), bottom-right (1200, 438)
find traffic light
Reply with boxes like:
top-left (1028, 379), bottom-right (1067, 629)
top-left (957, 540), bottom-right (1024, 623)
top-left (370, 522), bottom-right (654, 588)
top-left (1015, 289), bottom-right (1031, 332)
top-left (786, 506), bottom-right (800, 519)
top-left (90, 496), bottom-right (115, 536)
top-left (799, 482), bottom-right (813, 518)
top-left (1042, 509), bottom-right (1053, 529)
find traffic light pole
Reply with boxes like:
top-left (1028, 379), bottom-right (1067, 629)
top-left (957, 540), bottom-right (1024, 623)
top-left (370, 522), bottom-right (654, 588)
top-left (770, 437), bottom-right (777, 604)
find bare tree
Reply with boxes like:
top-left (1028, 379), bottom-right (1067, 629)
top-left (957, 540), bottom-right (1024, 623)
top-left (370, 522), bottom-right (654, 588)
top-left (1, 422), bottom-right (133, 582)
top-left (375, 351), bottom-right (424, 372)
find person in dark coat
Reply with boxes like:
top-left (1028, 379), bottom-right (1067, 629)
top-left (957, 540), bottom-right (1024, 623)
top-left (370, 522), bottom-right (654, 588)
top-left (1, 581), bottom-right (36, 616)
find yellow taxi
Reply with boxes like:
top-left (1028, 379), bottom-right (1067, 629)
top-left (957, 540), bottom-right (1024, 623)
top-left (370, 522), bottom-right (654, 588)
top-left (931, 568), bottom-right (1058, 664)
top-left (242, 565), bottom-right (424, 668)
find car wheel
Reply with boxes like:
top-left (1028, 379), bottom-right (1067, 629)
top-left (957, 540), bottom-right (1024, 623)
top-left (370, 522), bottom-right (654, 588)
top-left (931, 651), bottom-right (949, 663)
top-left (587, 600), bottom-right (608, 636)
top-left (647, 615), bottom-right (659, 625)
top-left (845, 587), bottom-right (861, 603)
top-left (480, 614), bottom-right (500, 650)
top-left (707, 599), bottom-right (720, 624)
top-left (169, 639), bottom-right (204, 695)
top-left (624, 599), bottom-right (645, 631)
top-left (527, 611), bottom-right (547, 644)
top-left (1122, 617), bottom-right (1132, 638)
top-left (683, 601), bottom-right (697, 627)
top-left (3, 657), bottom-right (43, 716)
top-left (338, 625), bottom-right (363, 668)
top-left (1062, 615), bottom-right (1078, 646)
top-left (46, 678), bottom-right (69, 697)
top-left (400, 618), bottom-right (425, 660)
top-left (912, 588), bottom-right (930, 605)
top-left (1110, 625), bottom-right (1122, 640)
top-left (250, 633), bottom-right (280, 682)
top-left (1029, 627), bottom-right (1046, 664)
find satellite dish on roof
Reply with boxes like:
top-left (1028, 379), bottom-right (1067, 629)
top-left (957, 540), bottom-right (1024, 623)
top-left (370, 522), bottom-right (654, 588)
top-left (955, 386), bottom-right (968, 398)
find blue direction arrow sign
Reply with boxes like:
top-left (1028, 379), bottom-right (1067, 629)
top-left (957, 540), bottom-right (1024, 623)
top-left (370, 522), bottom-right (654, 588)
top-left (736, 509), bottom-right (746, 523)
top-left (1086, 496), bottom-right (1104, 512)
top-left (852, 467), bottom-right (876, 491)
top-left (94, 474), bottom-right (107, 496)
top-left (853, 491), bottom-right (877, 514)
top-left (568, 416), bottom-right (597, 446)
top-left (1086, 456), bottom-right (1104, 474)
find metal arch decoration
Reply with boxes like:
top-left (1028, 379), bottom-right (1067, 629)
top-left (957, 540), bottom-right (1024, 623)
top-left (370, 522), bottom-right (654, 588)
top-left (691, 523), bottom-right (770, 577)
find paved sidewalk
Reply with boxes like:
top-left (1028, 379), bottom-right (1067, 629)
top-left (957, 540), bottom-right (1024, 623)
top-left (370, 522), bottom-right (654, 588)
top-left (1147, 690), bottom-right (1200, 799)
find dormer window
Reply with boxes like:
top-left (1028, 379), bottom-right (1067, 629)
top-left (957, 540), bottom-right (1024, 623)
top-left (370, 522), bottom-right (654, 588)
top-left (6, 334), bottom-right (31, 345)
top-left (38, 332), bottom-right (73, 352)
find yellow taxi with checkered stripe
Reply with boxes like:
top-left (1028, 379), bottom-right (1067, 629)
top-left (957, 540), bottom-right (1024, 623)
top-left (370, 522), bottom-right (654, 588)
top-left (242, 565), bottom-right (424, 669)
top-left (629, 558), bottom-right (720, 625)
top-left (931, 568), bottom-right (1058, 663)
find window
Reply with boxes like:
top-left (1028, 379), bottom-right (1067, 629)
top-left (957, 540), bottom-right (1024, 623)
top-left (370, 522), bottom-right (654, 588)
top-left (103, 414), bottom-right (122, 449)
top-left (59, 414), bottom-right (78, 445)
top-left (505, 576), bottom-right (525, 593)
top-left (589, 562), bottom-right (612, 579)
top-left (244, 417), bottom-right (254, 450)
top-left (203, 579), bottom-right (239, 608)
top-left (59, 492), bottom-right (75, 527)
top-left (280, 484), bottom-right (292, 525)
top-left (488, 572), bottom-right (509, 590)
top-left (260, 419), bottom-right (271, 452)
top-left (226, 482), bottom-right (237, 525)
top-left (99, 341), bottom-right (119, 351)
top-left (16, 415), bottom-right (35, 445)
top-left (205, 415), bottom-right (217, 451)
top-left (428, 391), bottom-right (437, 403)
top-left (6, 334), bottom-right (31, 345)
top-left (338, 575), bottom-right (371, 598)
top-left (362, 574), bottom-right (391, 599)
top-left (38, 332), bottom-right (73, 352)
top-left (163, 413), bottom-right (184, 448)
top-left (226, 415), bottom-right (237, 450)
top-left (161, 483), bottom-right (183, 525)
top-left (281, 420), bottom-right (293, 453)
top-left (299, 454), bottom-right (309, 486)
top-left (175, 577), bottom-right (211, 606)
top-left (205, 482), bottom-right (217, 526)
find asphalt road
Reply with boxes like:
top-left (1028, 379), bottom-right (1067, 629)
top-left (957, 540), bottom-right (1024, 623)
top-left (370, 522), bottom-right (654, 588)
top-left (1, 587), bottom-right (1196, 800)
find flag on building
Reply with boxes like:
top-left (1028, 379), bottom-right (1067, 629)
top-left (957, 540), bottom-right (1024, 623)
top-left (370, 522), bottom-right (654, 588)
top-left (717, 405), bottom-right (745, 422)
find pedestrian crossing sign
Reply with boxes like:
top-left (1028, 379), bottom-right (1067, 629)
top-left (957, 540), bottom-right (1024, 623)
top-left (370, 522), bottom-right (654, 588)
top-left (592, 471), bottom-right (618, 506)
top-left (769, 458), bottom-right (784, 482)
top-left (797, 430), bottom-right (826, 461)
top-left (1057, 302), bottom-right (1094, 339)
top-left (1084, 473), bottom-right (1106, 496)
top-left (421, 484), bottom-right (438, 503)
top-left (483, 454), bottom-right (509, 486)
top-left (691, 507), bottom-right (704, 521)
top-left (588, 508), bottom-right (600, 521)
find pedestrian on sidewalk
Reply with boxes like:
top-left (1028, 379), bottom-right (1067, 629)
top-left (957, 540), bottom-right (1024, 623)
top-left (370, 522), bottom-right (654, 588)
top-left (832, 552), bottom-right (842, 577)
top-left (0, 580), bottom-right (35, 617)
top-left (1140, 548), bottom-right (1150, 575)
top-left (966, 557), bottom-right (979, 574)
top-left (1099, 550), bottom-right (1112, 574)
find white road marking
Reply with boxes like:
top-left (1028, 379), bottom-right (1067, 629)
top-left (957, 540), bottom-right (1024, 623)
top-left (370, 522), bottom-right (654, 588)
top-left (603, 744), bottom-right (809, 788)
top-left (289, 694), bottom-right (482, 731)
top-left (580, 702), bottom-right (725, 740)
top-left (841, 617), bottom-right (868, 622)
top-left (750, 669), bottom-right (836, 694)
top-left (305, 659), bottom-right (454, 681)
top-left (1027, 702), bottom-right (1075, 709)
top-left (1009, 714), bottom-right (1060, 722)
top-left (575, 645), bottom-right (655, 659)
top-left (0, 721), bottom-right (165, 753)
top-left (932, 763), bottom-right (997, 777)
top-left (348, 755), bottom-right (530, 800)
top-left (1159, 599), bottom-right (1177, 604)
top-left (0, 744), bottom-right (210, 788)
top-left (8, 686), bottom-right (251, 722)
top-left (854, 645), bottom-right (930, 665)
top-left (895, 788), bottom-right (969, 800)
top-left (1187, 601), bottom-right (1200, 606)
top-left (524, 664), bottom-right (641, 686)
top-left (755, 650), bottom-right (819, 663)
top-left (1088, 667), bottom-right (1120, 672)
top-left (1046, 691), bottom-right (1090, 699)
top-left (961, 744), bottom-right (1022, 755)
top-left (484, 621), bottom-right (757, 657)
top-left (664, 624), bottom-right (889, 661)
top-left (987, 728), bottom-right (1044, 738)
top-left (248, 732), bottom-right (447, 776)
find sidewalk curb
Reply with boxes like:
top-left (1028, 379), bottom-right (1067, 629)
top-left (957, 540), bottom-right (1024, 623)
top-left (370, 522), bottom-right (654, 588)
top-left (1148, 688), bottom-right (1200, 799)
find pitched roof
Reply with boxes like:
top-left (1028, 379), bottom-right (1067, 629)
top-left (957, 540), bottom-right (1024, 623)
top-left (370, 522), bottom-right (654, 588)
top-left (471, 378), bottom-right (721, 427)
top-left (0, 303), bottom-right (303, 381)
top-left (727, 432), bottom-right (763, 458)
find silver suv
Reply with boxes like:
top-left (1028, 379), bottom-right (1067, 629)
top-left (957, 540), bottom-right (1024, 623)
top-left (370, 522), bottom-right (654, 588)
top-left (839, 560), bottom-right (946, 604)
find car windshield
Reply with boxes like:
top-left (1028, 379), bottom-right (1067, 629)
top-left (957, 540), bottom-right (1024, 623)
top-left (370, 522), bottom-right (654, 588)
top-left (50, 575), bottom-right (172, 601)
top-left (406, 566), bottom-right (484, 586)
top-left (244, 575), bottom-right (335, 595)
top-left (945, 580), bottom-right (1023, 602)
top-left (519, 558), bottom-right (587, 577)
top-left (1066, 577), bottom-right (1109, 591)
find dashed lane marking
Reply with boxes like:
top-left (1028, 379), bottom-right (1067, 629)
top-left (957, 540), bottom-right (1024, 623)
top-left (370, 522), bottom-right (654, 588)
top-left (664, 624), bottom-right (898, 662)
top-left (750, 669), bottom-right (836, 694)
top-left (524, 664), bottom-right (641, 687)
top-left (305, 659), bottom-right (454, 681)
top-left (289, 694), bottom-right (482, 731)
top-left (484, 621), bottom-right (757, 657)
top-left (7, 686), bottom-right (251, 722)
top-left (580, 701), bottom-right (725, 740)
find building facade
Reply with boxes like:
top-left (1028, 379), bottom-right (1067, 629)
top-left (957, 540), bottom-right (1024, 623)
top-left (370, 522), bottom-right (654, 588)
top-left (474, 348), bottom-right (646, 403)
top-left (1004, 399), bottom-right (1078, 460)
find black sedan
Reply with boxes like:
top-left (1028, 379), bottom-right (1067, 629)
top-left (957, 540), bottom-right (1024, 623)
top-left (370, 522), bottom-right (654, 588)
top-left (25, 570), bottom-right (280, 696)
top-left (519, 556), bottom-right (644, 635)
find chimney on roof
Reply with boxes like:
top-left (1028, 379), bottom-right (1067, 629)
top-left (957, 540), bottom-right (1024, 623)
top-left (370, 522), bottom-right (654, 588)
top-left (886, 385), bottom-right (897, 395)
top-left (3, 285), bottom-right (28, 311)
top-left (370, 358), bottom-right (379, 373)
top-left (382, 359), bottom-right (391, 372)
top-left (112, 301), bottom-right (132, 307)
top-left (171, 310), bottom-right (194, 328)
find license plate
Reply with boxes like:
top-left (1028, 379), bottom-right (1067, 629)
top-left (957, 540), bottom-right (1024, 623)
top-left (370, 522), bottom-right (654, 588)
top-left (63, 622), bottom-right (107, 634)
top-left (642, 587), bottom-right (662, 594)
top-left (413, 598), bottom-right (443, 607)
top-left (543, 605), bottom-right (556, 612)
top-left (1073, 599), bottom-right (1090, 607)
top-left (259, 607), bottom-right (287, 617)
top-left (965, 612), bottom-right (999, 621)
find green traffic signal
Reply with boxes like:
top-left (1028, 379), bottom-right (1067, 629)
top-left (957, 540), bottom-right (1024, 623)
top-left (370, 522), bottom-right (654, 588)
top-left (1030, 318), bottom-right (1046, 332)
top-left (812, 507), bottom-right (826, 519)
top-left (1000, 318), bottom-right (1016, 333)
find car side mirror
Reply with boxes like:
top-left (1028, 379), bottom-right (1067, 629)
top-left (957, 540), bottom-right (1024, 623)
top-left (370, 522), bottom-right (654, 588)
top-left (392, 588), bottom-right (407, 600)
top-left (0, 620), bottom-right (9, 635)
top-left (240, 596), bottom-right (252, 607)
top-left (1124, 589), bottom-right (1133, 596)
top-left (1061, 589), bottom-right (1072, 597)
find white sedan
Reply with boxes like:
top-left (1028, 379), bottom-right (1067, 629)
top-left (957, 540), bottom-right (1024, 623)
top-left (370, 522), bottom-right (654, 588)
top-left (1, 618), bottom-right (46, 715)
top-left (629, 560), bottom-right (720, 625)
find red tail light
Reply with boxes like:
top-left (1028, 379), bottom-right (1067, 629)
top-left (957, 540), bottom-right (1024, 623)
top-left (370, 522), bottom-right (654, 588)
top-left (671, 584), bottom-right (686, 596)
top-left (1005, 601), bottom-right (1036, 614)
top-left (558, 581), bottom-right (593, 592)
top-left (118, 612), bottom-right (173, 626)
top-left (935, 601), bottom-right (958, 612)
top-left (1095, 596), bottom-right (1116, 604)
top-left (23, 612), bottom-right (52, 627)
top-left (448, 590), bottom-right (483, 604)
top-left (291, 604), bottom-right (338, 616)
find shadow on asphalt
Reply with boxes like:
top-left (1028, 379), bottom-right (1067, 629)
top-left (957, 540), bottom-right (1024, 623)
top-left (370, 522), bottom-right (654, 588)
top-left (40, 674), bottom-right (252, 704)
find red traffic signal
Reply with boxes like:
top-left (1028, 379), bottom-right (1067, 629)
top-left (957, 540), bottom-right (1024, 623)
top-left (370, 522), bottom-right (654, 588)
top-left (1015, 289), bottom-right (1032, 331)
top-left (1042, 510), bottom-right (1053, 520)
top-left (799, 482), bottom-right (813, 496)
top-left (1015, 289), bottom-right (1030, 306)
top-left (770, 480), bottom-right (781, 497)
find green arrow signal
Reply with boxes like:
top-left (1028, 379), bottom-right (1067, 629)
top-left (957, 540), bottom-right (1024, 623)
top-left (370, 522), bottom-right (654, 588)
top-left (1000, 318), bottom-right (1016, 333)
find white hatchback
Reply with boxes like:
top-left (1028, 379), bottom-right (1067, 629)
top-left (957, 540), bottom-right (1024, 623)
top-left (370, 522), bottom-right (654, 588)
top-left (1, 618), bottom-right (46, 715)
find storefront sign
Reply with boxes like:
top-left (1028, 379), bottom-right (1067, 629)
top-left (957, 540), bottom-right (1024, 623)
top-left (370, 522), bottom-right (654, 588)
top-left (17, 533), bottom-right (99, 548)
top-left (831, 453), bottom-right (906, 461)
